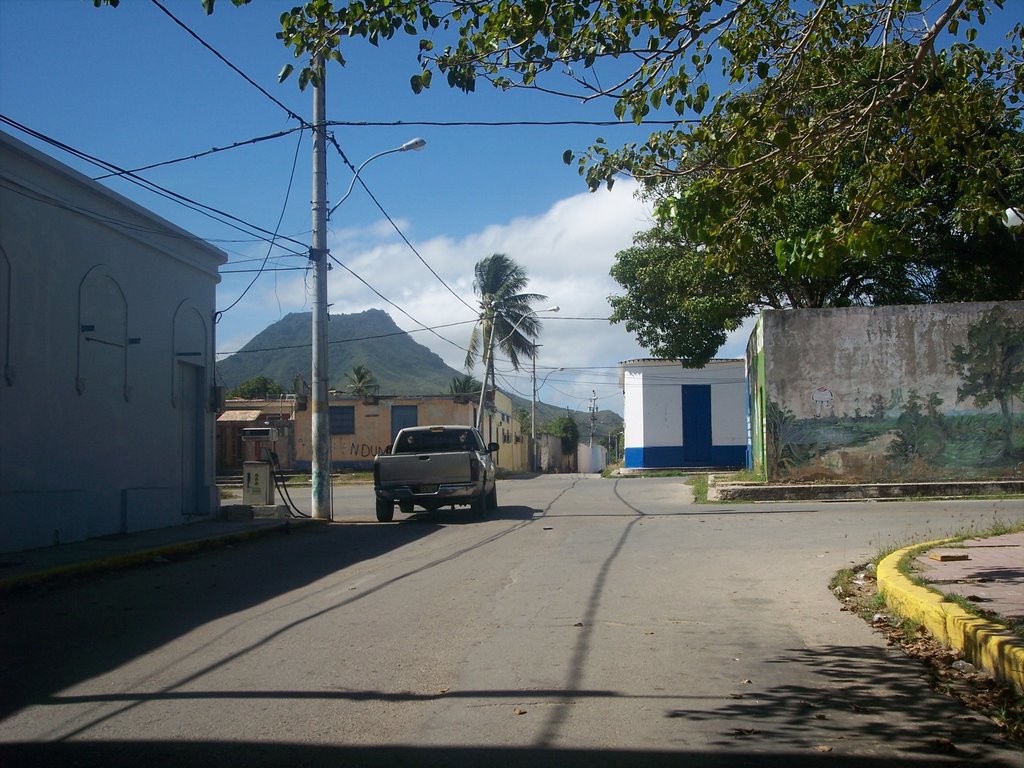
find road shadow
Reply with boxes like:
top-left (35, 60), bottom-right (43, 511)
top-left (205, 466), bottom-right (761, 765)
top-left (397, 504), bottom-right (538, 525)
top-left (0, 515), bottom-right (530, 719)
top-left (0, 740), bottom-right (987, 768)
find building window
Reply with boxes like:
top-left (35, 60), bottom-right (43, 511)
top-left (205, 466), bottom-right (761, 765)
top-left (329, 405), bottom-right (355, 435)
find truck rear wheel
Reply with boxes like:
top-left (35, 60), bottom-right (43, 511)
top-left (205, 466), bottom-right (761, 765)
top-left (470, 492), bottom-right (486, 519)
top-left (375, 498), bottom-right (395, 522)
top-left (486, 484), bottom-right (497, 511)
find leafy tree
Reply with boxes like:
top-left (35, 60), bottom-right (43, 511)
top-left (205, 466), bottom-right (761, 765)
top-left (100, 2), bottom-right (1022, 273)
top-left (950, 306), bottom-right (1024, 458)
top-left (449, 373), bottom-right (482, 395)
top-left (228, 375), bottom-right (284, 399)
top-left (548, 414), bottom-right (580, 457)
top-left (343, 364), bottom-right (378, 398)
top-left (514, 407), bottom-right (531, 436)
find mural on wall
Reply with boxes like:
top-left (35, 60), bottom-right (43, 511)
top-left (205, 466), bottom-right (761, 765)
top-left (765, 306), bottom-right (1024, 482)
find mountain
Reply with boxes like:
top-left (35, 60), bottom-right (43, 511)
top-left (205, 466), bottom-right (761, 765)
top-left (216, 310), bottom-right (465, 395)
top-left (217, 309), bottom-right (624, 438)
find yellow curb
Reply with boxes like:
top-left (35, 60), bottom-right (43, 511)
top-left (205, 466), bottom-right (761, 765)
top-left (877, 539), bottom-right (1024, 696)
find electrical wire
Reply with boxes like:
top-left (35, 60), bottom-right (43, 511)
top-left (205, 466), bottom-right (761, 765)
top-left (1, 115), bottom-right (310, 254)
top-left (327, 252), bottom-right (473, 355)
top-left (92, 126), bottom-right (305, 180)
top-left (326, 135), bottom-right (478, 315)
top-left (216, 318), bottom-right (479, 356)
top-left (149, 0), bottom-right (307, 127)
top-left (216, 128), bottom-right (304, 319)
top-left (325, 119), bottom-right (697, 127)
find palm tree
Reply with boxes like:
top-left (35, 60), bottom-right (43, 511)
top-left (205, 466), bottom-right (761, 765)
top-left (465, 254), bottom-right (546, 435)
top-left (449, 373), bottom-right (483, 395)
top-left (465, 254), bottom-right (547, 373)
top-left (343, 364), bottom-right (378, 398)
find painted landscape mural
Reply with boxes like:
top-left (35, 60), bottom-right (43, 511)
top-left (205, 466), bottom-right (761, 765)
top-left (751, 302), bottom-right (1024, 483)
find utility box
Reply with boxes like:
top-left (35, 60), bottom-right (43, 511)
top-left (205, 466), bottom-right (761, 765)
top-left (243, 461), bottom-right (274, 505)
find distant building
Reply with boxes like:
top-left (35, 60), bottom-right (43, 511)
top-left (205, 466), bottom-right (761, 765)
top-left (619, 359), bottom-right (748, 470)
top-left (217, 389), bottom-right (530, 473)
top-left (0, 132), bottom-right (226, 552)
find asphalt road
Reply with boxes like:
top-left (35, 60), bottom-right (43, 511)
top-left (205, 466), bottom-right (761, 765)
top-left (1, 475), bottom-right (1022, 767)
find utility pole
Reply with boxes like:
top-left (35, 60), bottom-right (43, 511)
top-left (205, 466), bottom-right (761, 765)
top-left (310, 55), bottom-right (331, 520)
top-left (589, 390), bottom-right (598, 448)
top-left (531, 345), bottom-right (539, 473)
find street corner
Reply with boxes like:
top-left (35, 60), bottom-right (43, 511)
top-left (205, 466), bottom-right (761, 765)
top-left (877, 535), bottom-right (1024, 696)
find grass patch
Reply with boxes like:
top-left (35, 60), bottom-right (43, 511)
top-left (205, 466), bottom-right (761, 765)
top-left (688, 474), bottom-right (709, 503)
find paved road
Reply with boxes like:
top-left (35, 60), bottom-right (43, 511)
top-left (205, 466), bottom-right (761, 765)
top-left (1, 475), bottom-right (1022, 767)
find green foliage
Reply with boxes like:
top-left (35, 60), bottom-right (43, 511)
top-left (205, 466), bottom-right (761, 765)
top-left (449, 373), bottom-right (482, 395)
top-left (514, 407), bottom-right (531, 436)
top-left (101, 1), bottom-right (1024, 283)
top-left (548, 414), bottom-right (580, 455)
top-left (216, 309), bottom-right (465, 395)
top-left (343, 364), bottom-right (378, 398)
top-left (228, 375), bottom-right (284, 399)
top-left (465, 254), bottom-right (547, 373)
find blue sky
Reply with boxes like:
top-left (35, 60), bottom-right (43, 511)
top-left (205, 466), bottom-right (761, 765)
top-left (2, 0), bottom-right (702, 416)
top-left (4, 2), bottom-right (1014, 417)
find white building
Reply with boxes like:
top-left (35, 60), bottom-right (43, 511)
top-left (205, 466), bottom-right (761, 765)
top-left (0, 132), bottom-right (226, 552)
top-left (619, 359), bottom-right (748, 470)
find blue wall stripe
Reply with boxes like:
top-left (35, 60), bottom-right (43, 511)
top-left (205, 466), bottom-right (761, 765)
top-left (624, 445), bottom-right (746, 469)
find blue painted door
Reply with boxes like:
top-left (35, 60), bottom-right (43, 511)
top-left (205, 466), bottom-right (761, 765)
top-left (682, 385), bottom-right (712, 464)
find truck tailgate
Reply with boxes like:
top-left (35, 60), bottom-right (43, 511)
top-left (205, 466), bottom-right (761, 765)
top-left (377, 452), bottom-right (472, 487)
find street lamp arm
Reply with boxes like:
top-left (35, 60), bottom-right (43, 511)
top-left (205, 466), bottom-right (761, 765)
top-left (497, 305), bottom-right (560, 345)
top-left (328, 138), bottom-right (426, 218)
top-left (538, 367), bottom-right (564, 391)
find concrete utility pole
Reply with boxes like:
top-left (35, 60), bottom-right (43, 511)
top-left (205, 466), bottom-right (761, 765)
top-left (310, 55), bottom-right (331, 521)
top-left (589, 390), bottom-right (598, 448)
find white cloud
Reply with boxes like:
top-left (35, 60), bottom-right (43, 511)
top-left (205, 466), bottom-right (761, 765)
top-left (216, 179), bottom-right (754, 415)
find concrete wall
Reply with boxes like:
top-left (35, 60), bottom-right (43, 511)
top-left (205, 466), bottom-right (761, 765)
top-left (0, 132), bottom-right (226, 552)
top-left (620, 359), bottom-right (747, 469)
top-left (751, 302), bottom-right (1024, 482)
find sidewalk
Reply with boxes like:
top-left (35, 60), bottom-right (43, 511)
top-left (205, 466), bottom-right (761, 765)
top-left (0, 518), bottom-right (316, 593)
top-left (877, 532), bottom-right (1024, 695)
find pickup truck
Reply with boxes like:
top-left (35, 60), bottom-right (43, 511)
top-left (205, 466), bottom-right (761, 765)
top-left (373, 425), bottom-right (499, 522)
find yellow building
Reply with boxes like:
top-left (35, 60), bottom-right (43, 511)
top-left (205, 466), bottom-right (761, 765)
top-left (218, 390), bottom-right (529, 474)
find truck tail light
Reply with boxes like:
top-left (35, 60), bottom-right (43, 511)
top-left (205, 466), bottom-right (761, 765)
top-left (470, 456), bottom-right (480, 481)
top-left (373, 462), bottom-right (380, 486)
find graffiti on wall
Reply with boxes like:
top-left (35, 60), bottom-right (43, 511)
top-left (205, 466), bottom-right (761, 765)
top-left (345, 442), bottom-right (390, 459)
top-left (766, 306), bottom-right (1024, 482)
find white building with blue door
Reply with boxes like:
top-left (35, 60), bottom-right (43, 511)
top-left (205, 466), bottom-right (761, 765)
top-left (619, 359), bottom-right (748, 470)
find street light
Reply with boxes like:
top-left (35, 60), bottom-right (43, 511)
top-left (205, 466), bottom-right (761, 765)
top-left (476, 305), bottom-right (559, 436)
top-left (1005, 206), bottom-right (1023, 240)
top-left (328, 138), bottom-right (426, 217)
top-left (309, 135), bottom-right (427, 521)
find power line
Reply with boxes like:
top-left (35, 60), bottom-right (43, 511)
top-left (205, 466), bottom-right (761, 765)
top-left (1, 115), bottom-right (310, 254)
top-left (93, 126), bottom-right (304, 180)
top-left (216, 318), bottom-right (478, 356)
top-left (327, 252), bottom-right (473, 356)
top-left (326, 119), bottom-right (697, 128)
top-left (216, 128), bottom-right (304, 319)
top-left (149, 0), bottom-right (307, 127)
top-left (325, 135), bottom-right (478, 315)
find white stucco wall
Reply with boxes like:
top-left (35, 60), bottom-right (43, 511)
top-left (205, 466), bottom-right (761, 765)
top-left (0, 132), bottom-right (226, 551)
top-left (620, 359), bottom-right (747, 468)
